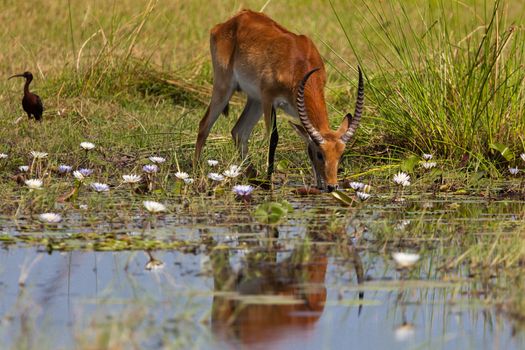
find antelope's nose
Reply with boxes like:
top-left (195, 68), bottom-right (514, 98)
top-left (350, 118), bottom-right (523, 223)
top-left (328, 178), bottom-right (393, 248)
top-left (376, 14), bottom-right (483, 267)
top-left (327, 184), bottom-right (338, 192)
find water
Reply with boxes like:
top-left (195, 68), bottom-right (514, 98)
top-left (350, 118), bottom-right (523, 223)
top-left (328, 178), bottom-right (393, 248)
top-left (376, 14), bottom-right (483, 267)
top-left (0, 193), bottom-right (524, 349)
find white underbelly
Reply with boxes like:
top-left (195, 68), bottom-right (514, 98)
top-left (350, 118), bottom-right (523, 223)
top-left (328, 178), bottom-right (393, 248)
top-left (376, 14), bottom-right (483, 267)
top-left (233, 69), bottom-right (298, 118)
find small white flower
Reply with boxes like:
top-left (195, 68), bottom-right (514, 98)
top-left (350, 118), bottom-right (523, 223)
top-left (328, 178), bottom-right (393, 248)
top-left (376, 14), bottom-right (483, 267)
top-left (509, 167), bottom-right (519, 175)
top-left (232, 184), bottom-right (254, 196)
top-left (421, 162), bottom-right (436, 169)
top-left (0, 153), bottom-right (7, 159)
top-left (401, 180), bottom-right (411, 187)
top-left (183, 178), bottom-right (194, 184)
top-left (143, 201), bottom-right (166, 213)
top-left (58, 165), bottom-right (72, 173)
top-left (207, 159), bottom-right (219, 167)
top-left (393, 172), bottom-right (411, 186)
top-left (208, 172), bottom-right (225, 181)
top-left (78, 168), bottom-right (93, 177)
top-left (122, 174), bottom-right (142, 183)
top-left (349, 181), bottom-right (365, 190)
top-left (356, 191), bottom-right (371, 201)
top-left (422, 153), bottom-right (433, 160)
top-left (73, 171), bottom-right (84, 181)
top-left (38, 213), bottom-right (62, 223)
top-left (149, 156), bottom-right (166, 164)
top-left (79, 204), bottom-right (89, 210)
top-left (30, 151), bottom-right (48, 159)
top-left (392, 252), bottom-right (420, 268)
top-left (25, 179), bottom-right (43, 190)
top-left (521, 153), bottom-right (525, 162)
top-left (143, 164), bottom-right (158, 173)
top-left (80, 142), bottom-right (95, 150)
top-left (175, 172), bottom-right (189, 180)
top-left (223, 165), bottom-right (241, 178)
top-left (90, 182), bottom-right (110, 192)
top-left (19, 165), bottom-right (29, 172)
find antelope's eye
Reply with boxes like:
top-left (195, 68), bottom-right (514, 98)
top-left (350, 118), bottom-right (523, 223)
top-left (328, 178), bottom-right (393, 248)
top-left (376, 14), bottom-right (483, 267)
top-left (316, 152), bottom-right (324, 161)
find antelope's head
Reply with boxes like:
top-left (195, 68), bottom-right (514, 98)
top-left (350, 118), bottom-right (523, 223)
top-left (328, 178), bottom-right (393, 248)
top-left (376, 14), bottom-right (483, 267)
top-left (292, 67), bottom-right (364, 192)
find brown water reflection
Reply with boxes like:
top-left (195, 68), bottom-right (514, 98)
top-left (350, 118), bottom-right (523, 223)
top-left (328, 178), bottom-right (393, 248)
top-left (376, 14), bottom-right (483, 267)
top-left (210, 225), bottom-right (364, 347)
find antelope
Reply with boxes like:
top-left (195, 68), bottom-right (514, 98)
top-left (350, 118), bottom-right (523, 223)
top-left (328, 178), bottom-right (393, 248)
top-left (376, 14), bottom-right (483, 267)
top-left (194, 10), bottom-right (364, 192)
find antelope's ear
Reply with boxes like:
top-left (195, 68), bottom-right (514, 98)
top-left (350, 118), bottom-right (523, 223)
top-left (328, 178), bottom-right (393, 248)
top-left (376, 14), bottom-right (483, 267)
top-left (289, 121), bottom-right (311, 142)
top-left (336, 113), bottom-right (352, 136)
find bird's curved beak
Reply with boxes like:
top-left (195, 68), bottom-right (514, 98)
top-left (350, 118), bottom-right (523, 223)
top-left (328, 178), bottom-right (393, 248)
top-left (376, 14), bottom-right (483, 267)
top-left (8, 74), bottom-right (24, 80)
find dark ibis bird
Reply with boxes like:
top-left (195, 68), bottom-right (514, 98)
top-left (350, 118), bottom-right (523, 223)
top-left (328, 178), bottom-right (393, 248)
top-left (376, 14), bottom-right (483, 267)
top-left (8, 71), bottom-right (44, 121)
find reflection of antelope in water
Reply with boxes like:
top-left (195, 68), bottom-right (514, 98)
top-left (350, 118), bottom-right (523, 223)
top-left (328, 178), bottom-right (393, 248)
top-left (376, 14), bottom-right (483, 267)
top-left (210, 225), bottom-right (364, 345)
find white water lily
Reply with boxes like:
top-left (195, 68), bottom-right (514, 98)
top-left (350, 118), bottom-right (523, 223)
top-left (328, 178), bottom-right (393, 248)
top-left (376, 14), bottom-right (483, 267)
top-left (175, 171), bottom-right (190, 180)
top-left (183, 178), bottom-right (194, 184)
top-left (393, 172), bottom-right (411, 187)
top-left (207, 159), bottom-right (219, 167)
top-left (38, 213), bottom-right (62, 223)
top-left (0, 153), bottom-right (7, 159)
top-left (233, 184), bottom-right (254, 196)
top-left (25, 179), bottom-right (43, 190)
top-left (349, 181), bottom-right (364, 190)
top-left (143, 164), bottom-right (159, 173)
top-left (73, 171), bottom-right (84, 181)
top-left (90, 182), bottom-right (110, 192)
top-left (80, 142), bottom-right (95, 150)
top-left (19, 165), bottom-right (29, 172)
top-left (143, 201), bottom-right (166, 213)
top-left (122, 174), bottom-right (142, 183)
top-left (392, 252), bottom-right (420, 268)
top-left (58, 164), bottom-right (72, 173)
top-left (422, 153), bottom-right (433, 160)
top-left (149, 156), bottom-right (166, 164)
top-left (223, 165), bottom-right (241, 178)
top-left (421, 162), bottom-right (436, 169)
top-left (208, 172), bottom-right (225, 181)
top-left (509, 167), bottom-right (519, 175)
top-left (30, 151), bottom-right (48, 159)
top-left (356, 191), bottom-right (371, 201)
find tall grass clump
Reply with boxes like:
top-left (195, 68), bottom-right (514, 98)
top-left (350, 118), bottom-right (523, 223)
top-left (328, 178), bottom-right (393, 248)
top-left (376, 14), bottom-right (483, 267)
top-left (333, 0), bottom-right (525, 171)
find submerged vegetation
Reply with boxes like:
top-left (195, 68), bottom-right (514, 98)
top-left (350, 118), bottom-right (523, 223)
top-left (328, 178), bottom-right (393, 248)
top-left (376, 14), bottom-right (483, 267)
top-left (1, 0), bottom-right (525, 348)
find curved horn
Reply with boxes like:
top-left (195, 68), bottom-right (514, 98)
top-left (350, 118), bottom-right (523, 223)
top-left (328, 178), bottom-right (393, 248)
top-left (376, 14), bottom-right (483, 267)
top-left (341, 66), bottom-right (364, 144)
top-left (296, 68), bottom-right (325, 145)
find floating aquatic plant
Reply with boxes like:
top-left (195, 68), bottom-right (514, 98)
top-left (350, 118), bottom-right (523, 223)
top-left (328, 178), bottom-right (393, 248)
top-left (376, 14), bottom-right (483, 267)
top-left (143, 201), bottom-right (166, 213)
top-left (78, 168), bottom-right (93, 177)
top-left (349, 181), bottom-right (365, 190)
top-left (175, 171), bottom-right (189, 180)
top-left (122, 174), bottom-right (142, 183)
top-left (421, 162), bottom-right (436, 170)
top-left (208, 173), bottom-right (225, 182)
top-left (25, 179), bottom-right (43, 190)
top-left (223, 165), bottom-right (241, 178)
top-left (356, 191), bottom-right (371, 201)
top-left (393, 172), bottom-right (411, 187)
top-left (143, 164), bottom-right (158, 173)
top-left (149, 156), bottom-right (166, 164)
top-left (90, 182), bottom-right (110, 192)
top-left (392, 252), bottom-right (420, 268)
top-left (80, 142), bottom-right (95, 150)
top-left (38, 213), bottom-right (62, 223)
top-left (30, 151), bottom-right (48, 159)
top-left (58, 165), bottom-right (72, 173)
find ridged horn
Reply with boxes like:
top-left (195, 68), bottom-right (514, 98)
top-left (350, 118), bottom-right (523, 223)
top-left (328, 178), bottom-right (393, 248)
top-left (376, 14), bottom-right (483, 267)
top-left (340, 66), bottom-right (364, 144)
top-left (296, 67), bottom-right (325, 145)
